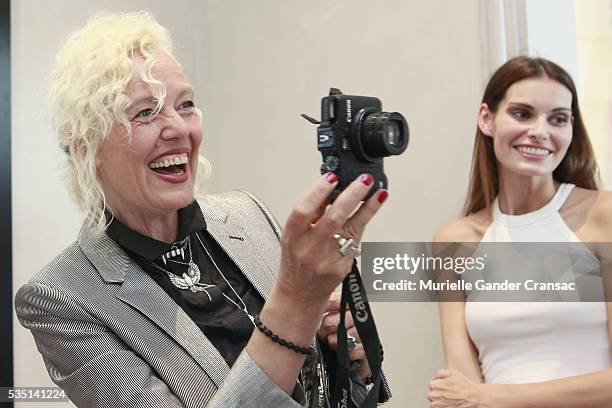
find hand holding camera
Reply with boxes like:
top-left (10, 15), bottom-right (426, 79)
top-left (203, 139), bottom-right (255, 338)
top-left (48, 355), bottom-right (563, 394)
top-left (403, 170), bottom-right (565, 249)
top-left (303, 88), bottom-right (410, 200)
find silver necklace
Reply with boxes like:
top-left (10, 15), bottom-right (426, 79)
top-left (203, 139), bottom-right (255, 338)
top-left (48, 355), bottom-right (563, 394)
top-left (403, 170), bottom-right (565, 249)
top-left (149, 233), bottom-right (255, 325)
top-left (160, 236), bottom-right (189, 265)
top-left (153, 237), bottom-right (210, 294)
top-left (148, 259), bottom-right (215, 300)
top-left (194, 232), bottom-right (255, 325)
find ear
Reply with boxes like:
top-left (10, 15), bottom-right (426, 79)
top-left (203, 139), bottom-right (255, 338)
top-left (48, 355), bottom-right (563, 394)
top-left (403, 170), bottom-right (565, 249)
top-left (477, 103), bottom-right (495, 137)
top-left (94, 143), bottom-right (104, 169)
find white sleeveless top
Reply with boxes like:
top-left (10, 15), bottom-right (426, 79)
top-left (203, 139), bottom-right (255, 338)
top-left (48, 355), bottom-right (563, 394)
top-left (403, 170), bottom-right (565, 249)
top-left (465, 183), bottom-right (612, 384)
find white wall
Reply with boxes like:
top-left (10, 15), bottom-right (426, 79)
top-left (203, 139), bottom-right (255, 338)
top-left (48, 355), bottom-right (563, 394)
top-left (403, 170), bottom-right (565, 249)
top-left (525, 0), bottom-right (579, 81)
top-left (575, 0), bottom-right (612, 188)
top-left (12, 1), bottom-right (487, 407)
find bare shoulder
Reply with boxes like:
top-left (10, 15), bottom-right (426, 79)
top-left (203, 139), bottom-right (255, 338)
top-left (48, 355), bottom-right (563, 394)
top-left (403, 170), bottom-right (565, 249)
top-left (563, 187), bottom-right (612, 241)
top-left (589, 190), bottom-right (612, 240)
top-left (589, 190), bottom-right (612, 217)
top-left (564, 186), bottom-right (599, 207)
top-left (434, 209), bottom-right (492, 243)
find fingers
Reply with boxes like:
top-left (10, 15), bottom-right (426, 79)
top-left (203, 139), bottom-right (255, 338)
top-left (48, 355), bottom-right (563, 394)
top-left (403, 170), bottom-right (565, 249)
top-left (428, 369), bottom-right (452, 392)
top-left (318, 293), bottom-right (343, 341)
top-left (427, 370), bottom-right (460, 406)
top-left (324, 291), bottom-right (341, 313)
top-left (278, 173), bottom-right (388, 303)
top-left (285, 173), bottom-right (389, 257)
top-left (324, 323), bottom-right (358, 349)
top-left (427, 383), bottom-right (445, 405)
top-left (310, 200), bottom-right (329, 225)
top-left (432, 369), bottom-right (451, 380)
top-left (284, 173), bottom-right (338, 240)
top-left (318, 312), bottom-right (369, 375)
top-left (313, 173), bottom-right (377, 240)
top-left (427, 390), bottom-right (442, 403)
top-left (319, 310), bottom-right (354, 343)
top-left (343, 188), bottom-right (388, 239)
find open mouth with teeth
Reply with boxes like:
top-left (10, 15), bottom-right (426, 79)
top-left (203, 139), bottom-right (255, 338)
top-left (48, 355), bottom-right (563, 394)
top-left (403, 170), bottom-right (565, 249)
top-left (149, 154), bottom-right (189, 176)
top-left (514, 146), bottom-right (553, 157)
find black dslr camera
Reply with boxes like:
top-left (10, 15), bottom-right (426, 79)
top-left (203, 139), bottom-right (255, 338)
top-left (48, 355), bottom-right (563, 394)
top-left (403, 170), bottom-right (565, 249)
top-left (303, 88), bottom-right (409, 200)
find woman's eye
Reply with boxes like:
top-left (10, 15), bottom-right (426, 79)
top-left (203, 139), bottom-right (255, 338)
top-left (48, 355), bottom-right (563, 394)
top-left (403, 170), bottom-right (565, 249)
top-left (511, 110), bottom-right (529, 120)
top-left (135, 109), bottom-right (154, 120)
top-left (179, 100), bottom-right (195, 111)
top-left (551, 115), bottom-right (569, 125)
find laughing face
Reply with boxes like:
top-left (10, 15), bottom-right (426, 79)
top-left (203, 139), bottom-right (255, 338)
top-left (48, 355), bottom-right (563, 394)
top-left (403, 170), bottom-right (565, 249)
top-left (96, 50), bottom-right (202, 221)
top-left (478, 77), bottom-right (573, 180)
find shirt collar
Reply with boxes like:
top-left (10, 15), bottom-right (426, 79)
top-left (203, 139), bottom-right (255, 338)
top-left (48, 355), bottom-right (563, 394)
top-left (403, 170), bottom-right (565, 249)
top-left (106, 200), bottom-right (207, 260)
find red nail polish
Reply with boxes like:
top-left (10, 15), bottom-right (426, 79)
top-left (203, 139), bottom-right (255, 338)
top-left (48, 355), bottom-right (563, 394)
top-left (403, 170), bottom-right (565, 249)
top-left (325, 172), bottom-right (338, 183)
top-left (378, 190), bottom-right (389, 204)
top-left (359, 173), bottom-right (374, 186)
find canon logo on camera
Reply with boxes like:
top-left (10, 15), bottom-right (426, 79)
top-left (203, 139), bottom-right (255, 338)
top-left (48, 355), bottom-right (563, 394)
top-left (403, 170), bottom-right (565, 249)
top-left (345, 99), bottom-right (352, 123)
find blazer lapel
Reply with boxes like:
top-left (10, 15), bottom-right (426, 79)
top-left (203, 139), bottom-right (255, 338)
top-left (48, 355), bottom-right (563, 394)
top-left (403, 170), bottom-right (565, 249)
top-left (79, 225), bottom-right (230, 388)
top-left (201, 205), bottom-right (279, 300)
top-left (116, 267), bottom-right (230, 387)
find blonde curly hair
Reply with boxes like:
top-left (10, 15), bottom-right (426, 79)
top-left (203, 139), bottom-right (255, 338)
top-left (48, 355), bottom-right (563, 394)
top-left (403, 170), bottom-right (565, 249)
top-left (49, 11), bottom-right (207, 234)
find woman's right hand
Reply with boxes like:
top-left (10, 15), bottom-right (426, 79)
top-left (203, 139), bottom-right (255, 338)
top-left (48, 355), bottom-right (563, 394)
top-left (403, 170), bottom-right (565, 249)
top-left (247, 172), bottom-right (387, 395)
top-left (274, 172), bottom-right (388, 307)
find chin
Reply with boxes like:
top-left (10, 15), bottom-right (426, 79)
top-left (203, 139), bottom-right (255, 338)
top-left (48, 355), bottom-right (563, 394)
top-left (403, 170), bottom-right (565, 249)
top-left (507, 164), bottom-right (555, 178)
top-left (158, 189), bottom-right (195, 212)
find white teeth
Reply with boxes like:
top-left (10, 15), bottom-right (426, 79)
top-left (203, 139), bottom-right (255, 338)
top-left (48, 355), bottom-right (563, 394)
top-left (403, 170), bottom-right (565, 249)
top-left (148, 154), bottom-right (189, 169)
top-left (516, 146), bottom-right (551, 156)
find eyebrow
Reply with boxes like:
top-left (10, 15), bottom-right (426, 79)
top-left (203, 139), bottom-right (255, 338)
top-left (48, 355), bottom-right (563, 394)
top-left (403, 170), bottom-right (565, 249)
top-left (129, 86), bottom-right (195, 109)
top-left (506, 102), bottom-right (572, 113)
top-left (177, 87), bottom-right (194, 100)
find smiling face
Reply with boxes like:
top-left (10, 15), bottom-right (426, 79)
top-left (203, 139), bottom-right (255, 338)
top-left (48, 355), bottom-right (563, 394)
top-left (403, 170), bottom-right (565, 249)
top-left (96, 50), bottom-right (202, 222)
top-left (478, 77), bottom-right (573, 181)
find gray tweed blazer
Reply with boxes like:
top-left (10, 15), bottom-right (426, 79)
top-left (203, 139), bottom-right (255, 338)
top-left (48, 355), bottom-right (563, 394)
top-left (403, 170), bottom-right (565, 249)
top-left (15, 191), bottom-right (309, 408)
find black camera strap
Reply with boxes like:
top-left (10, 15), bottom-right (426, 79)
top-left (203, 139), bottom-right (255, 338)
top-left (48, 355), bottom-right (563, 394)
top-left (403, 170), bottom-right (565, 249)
top-left (330, 260), bottom-right (383, 408)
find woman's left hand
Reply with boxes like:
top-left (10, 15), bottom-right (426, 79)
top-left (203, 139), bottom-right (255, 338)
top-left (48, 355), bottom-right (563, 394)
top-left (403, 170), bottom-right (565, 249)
top-left (428, 369), bottom-right (490, 408)
top-left (318, 291), bottom-right (372, 379)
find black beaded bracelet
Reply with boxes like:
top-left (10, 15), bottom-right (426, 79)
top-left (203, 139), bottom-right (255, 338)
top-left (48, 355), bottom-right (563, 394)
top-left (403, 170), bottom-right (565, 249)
top-left (253, 315), bottom-right (314, 356)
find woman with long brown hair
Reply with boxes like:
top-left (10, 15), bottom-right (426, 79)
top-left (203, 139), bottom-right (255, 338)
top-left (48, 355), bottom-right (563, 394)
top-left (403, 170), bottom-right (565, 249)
top-left (428, 56), bottom-right (612, 407)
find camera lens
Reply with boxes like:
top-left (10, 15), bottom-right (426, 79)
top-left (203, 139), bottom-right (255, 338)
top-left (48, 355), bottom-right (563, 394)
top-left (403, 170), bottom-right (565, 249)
top-left (360, 111), bottom-right (409, 159)
top-left (386, 122), bottom-right (401, 146)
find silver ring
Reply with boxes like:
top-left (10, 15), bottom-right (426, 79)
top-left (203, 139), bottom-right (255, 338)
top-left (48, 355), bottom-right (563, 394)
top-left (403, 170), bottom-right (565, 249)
top-left (333, 234), bottom-right (362, 257)
top-left (347, 334), bottom-right (357, 351)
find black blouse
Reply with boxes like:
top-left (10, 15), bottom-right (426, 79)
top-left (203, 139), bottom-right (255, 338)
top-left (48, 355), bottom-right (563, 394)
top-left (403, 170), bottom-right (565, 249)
top-left (106, 201), bottom-right (264, 367)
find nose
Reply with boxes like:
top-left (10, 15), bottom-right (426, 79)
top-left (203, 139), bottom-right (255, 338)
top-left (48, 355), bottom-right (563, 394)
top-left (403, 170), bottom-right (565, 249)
top-left (159, 110), bottom-right (189, 141)
top-left (527, 115), bottom-right (549, 141)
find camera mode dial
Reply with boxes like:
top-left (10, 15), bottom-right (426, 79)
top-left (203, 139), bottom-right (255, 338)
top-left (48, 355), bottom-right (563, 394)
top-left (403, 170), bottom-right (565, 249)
top-left (320, 155), bottom-right (340, 173)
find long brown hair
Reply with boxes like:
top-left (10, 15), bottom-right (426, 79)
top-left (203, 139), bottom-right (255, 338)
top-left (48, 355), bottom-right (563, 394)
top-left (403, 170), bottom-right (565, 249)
top-left (463, 56), bottom-right (599, 216)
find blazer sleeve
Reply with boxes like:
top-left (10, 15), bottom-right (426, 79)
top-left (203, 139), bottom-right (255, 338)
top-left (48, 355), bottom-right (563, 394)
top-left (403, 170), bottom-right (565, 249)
top-left (15, 281), bottom-right (186, 408)
top-left (207, 351), bottom-right (304, 407)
